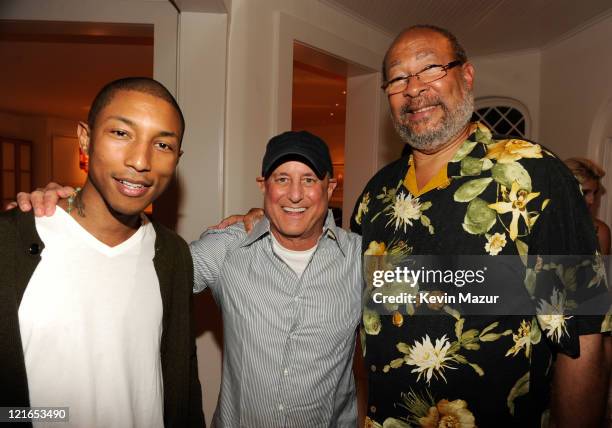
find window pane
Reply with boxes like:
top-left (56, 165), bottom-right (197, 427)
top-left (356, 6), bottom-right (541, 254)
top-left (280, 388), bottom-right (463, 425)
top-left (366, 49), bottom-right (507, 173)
top-left (2, 142), bottom-right (15, 170)
top-left (20, 144), bottom-right (31, 171)
top-left (516, 119), bottom-right (525, 135)
top-left (20, 172), bottom-right (31, 193)
top-left (506, 108), bottom-right (523, 124)
top-left (483, 109), bottom-right (502, 127)
top-left (2, 171), bottom-right (15, 198)
top-left (496, 119), bottom-right (512, 136)
top-left (476, 104), bottom-right (528, 138)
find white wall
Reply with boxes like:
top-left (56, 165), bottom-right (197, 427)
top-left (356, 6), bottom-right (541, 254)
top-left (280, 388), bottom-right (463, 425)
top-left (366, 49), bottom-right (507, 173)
top-left (175, 11), bottom-right (228, 425)
top-left (223, 0), bottom-right (391, 215)
top-left (470, 49), bottom-right (542, 141)
top-left (540, 13), bottom-right (612, 160)
top-left (176, 12), bottom-right (227, 240)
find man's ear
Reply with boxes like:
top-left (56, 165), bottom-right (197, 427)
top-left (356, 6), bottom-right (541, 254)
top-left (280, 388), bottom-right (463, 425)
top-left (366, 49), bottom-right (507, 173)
top-left (256, 176), bottom-right (266, 194)
top-left (462, 62), bottom-right (475, 90)
top-left (326, 177), bottom-right (338, 200)
top-left (77, 121), bottom-right (91, 155)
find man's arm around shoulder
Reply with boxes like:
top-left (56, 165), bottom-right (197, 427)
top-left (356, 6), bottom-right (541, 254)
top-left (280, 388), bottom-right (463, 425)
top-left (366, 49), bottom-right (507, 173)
top-left (190, 223), bottom-right (247, 293)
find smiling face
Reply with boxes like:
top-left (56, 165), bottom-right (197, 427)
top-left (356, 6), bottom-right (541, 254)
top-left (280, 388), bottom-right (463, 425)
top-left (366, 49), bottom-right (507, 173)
top-left (78, 89), bottom-right (182, 217)
top-left (257, 160), bottom-right (337, 251)
top-left (385, 28), bottom-right (474, 153)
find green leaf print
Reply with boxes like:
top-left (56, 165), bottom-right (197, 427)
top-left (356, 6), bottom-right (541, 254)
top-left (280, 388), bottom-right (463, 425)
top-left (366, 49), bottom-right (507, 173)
top-left (454, 178), bottom-right (493, 202)
top-left (460, 156), bottom-right (485, 176)
top-left (450, 141), bottom-right (478, 162)
top-left (462, 197), bottom-right (497, 235)
top-left (507, 372), bottom-right (530, 415)
top-left (491, 162), bottom-right (532, 192)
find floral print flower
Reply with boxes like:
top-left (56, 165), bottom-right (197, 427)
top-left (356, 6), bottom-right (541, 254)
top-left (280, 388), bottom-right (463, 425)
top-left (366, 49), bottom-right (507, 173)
top-left (364, 416), bottom-right (383, 428)
top-left (505, 319), bottom-right (532, 358)
top-left (488, 181), bottom-right (540, 240)
top-left (419, 399), bottom-right (476, 428)
top-left (392, 311), bottom-right (404, 327)
top-left (365, 241), bottom-right (387, 256)
top-left (537, 289), bottom-right (571, 343)
top-left (355, 192), bottom-right (370, 225)
top-left (485, 139), bottom-right (543, 164)
top-left (484, 232), bottom-right (507, 255)
top-left (405, 335), bottom-right (455, 384)
top-left (386, 192), bottom-right (423, 232)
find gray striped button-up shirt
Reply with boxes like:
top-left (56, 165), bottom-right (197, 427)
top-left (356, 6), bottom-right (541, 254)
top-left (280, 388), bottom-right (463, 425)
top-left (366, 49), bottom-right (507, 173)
top-left (190, 211), bottom-right (362, 427)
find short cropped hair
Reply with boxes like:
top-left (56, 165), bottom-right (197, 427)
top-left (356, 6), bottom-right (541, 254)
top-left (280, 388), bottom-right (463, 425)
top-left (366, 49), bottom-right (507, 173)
top-left (87, 77), bottom-right (185, 144)
top-left (382, 24), bottom-right (468, 82)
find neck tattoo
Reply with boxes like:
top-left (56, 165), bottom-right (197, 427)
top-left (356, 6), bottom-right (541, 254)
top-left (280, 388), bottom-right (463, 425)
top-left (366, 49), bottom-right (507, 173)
top-left (67, 187), bottom-right (85, 217)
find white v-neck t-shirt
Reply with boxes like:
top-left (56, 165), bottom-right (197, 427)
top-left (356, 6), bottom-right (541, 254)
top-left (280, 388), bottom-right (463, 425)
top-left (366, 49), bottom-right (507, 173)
top-left (18, 208), bottom-right (163, 428)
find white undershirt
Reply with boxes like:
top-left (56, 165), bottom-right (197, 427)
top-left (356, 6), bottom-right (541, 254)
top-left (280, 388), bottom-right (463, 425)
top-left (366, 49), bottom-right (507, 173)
top-left (270, 232), bottom-right (317, 277)
top-left (18, 208), bottom-right (163, 428)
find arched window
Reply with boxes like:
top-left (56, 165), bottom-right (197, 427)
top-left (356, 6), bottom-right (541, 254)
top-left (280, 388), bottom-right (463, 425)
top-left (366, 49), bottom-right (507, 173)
top-left (472, 97), bottom-right (531, 139)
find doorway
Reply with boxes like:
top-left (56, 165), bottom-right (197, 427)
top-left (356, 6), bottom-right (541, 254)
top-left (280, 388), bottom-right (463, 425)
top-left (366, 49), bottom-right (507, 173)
top-left (0, 19), bottom-right (154, 206)
top-left (292, 42), bottom-right (347, 225)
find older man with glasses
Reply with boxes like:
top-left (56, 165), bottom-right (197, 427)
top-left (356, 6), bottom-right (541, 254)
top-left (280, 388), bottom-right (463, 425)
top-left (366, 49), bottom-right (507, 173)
top-left (351, 24), bottom-right (610, 428)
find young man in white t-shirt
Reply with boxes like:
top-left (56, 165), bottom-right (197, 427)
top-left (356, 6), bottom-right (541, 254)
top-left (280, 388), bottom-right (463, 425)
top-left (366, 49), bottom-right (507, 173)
top-left (0, 78), bottom-right (204, 427)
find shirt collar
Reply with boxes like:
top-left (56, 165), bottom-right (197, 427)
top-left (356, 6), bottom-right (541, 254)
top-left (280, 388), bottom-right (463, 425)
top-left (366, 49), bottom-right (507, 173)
top-left (240, 209), bottom-right (346, 256)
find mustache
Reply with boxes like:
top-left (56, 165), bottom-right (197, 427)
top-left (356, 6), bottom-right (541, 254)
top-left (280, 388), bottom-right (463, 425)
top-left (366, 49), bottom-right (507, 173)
top-left (399, 96), bottom-right (444, 115)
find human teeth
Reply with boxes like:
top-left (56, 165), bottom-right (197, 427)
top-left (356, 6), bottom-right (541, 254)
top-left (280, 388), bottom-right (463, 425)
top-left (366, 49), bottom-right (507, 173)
top-left (120, 180), bottom-right (144, 189)
top-left (413, 106), bottom-right (436, 113)
top-left (283, 207), bottom-right (306, 213)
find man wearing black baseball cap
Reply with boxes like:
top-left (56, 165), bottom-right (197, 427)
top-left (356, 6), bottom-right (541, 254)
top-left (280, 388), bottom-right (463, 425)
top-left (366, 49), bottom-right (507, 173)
top-left (190, 130), bottom-right (363, 426)
top-left (261, 130), bottom-right (334, 180)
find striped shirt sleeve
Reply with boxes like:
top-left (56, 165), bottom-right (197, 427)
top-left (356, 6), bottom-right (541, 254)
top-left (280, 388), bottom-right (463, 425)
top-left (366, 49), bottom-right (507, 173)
top-left (189, 224), bottom-right (246, 293)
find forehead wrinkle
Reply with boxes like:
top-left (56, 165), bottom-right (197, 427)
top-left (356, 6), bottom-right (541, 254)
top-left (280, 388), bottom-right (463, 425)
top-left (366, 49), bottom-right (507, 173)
top-left (416, 50), bottom-right (436, 60)
top-left (387, 48), bottom-right (437, 73)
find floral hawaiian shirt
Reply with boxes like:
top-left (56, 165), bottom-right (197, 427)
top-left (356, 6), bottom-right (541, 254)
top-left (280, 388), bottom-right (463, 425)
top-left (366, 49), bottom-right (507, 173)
top-left (351, 122), bottom-right (611, 427)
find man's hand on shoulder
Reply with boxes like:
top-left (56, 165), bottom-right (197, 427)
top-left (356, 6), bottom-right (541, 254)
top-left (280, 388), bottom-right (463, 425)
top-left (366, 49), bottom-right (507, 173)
top-left (209, 208), bottom-right (264, 233)
top-left (9, 182), bottom-right (75, 216)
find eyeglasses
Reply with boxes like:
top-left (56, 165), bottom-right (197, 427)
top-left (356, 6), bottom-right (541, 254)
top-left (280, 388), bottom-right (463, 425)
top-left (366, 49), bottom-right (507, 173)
top-left (381, 60), bottom-right (463, 95)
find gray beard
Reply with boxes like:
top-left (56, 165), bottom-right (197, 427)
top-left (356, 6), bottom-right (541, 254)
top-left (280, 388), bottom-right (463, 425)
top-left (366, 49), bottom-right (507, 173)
top-left (393, 87), bottom-right (474, 153)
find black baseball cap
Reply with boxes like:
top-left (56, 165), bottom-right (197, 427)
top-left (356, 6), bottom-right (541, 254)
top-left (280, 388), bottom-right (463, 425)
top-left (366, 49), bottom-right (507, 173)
top-left (261, 131), bottom-right (333, 179)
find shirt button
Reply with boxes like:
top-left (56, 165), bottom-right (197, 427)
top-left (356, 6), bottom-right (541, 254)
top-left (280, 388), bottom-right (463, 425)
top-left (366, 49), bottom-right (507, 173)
top-left (278, 404), bottom-right (284, 411)
top-left (283, 368), bottom-right (288, 376)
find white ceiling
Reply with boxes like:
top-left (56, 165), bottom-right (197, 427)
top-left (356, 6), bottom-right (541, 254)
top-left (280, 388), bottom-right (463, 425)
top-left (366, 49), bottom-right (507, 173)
top-left (321, 0), bottom-right (612, 56)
